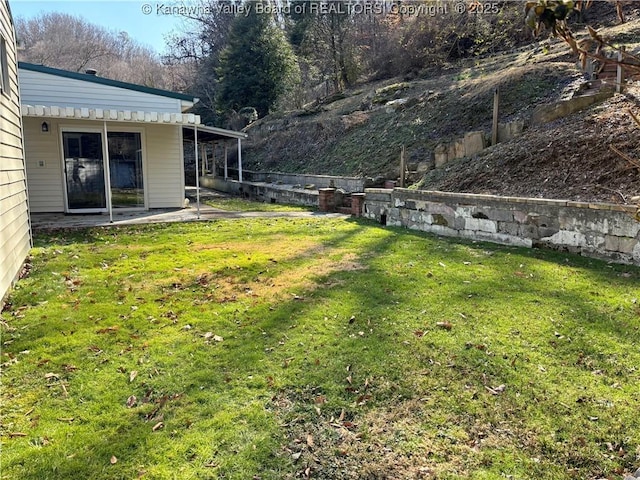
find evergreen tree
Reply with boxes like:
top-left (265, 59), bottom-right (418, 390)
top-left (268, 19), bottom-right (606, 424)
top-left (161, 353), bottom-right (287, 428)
top-left (217, 1), bottom-right (299, 118)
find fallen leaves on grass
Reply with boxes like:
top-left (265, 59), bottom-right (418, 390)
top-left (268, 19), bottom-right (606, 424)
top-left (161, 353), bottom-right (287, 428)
top-left (485, 384), bottom-right (506, 395)
top-left (96, 326), bottom-right (119, 334)
top-left (436, 321), bottom-right (453, 330)
top-left (283, 357), bottom-right (295, 368)
top-left (202, 332), bottom-right (224, 343)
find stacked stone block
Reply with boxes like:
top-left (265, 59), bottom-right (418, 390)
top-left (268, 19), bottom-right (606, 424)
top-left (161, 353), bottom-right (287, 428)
top-left (362, 188), bottom-right (640, 265)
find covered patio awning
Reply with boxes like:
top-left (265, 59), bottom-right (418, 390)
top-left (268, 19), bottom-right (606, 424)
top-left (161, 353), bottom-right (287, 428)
top-left (183, 125), bottom-right (248, 219)
top-left (21, 104), bottom-right (202, 125)
top-left (22, 104), bottom-right (248, 221)
top-left (182, 123), bottom-right (248, 182)
top-left (182, 124), bottom-right (247, 142)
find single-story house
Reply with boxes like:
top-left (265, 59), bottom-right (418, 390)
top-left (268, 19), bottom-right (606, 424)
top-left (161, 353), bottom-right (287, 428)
top-left (1, 0), bottom-right (30, 303)
top-left (19, 62), bottom-right (247, 217)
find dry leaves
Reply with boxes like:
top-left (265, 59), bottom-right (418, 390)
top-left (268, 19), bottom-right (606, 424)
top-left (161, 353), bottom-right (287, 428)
top-left (436, 321), bottom-right (453, 330)
top-left (485, 384), bottom-right (506, 395)
top-left (202, 332), bottom-right (224, 343)
top-left (96, 326), bottom-right (119, 334)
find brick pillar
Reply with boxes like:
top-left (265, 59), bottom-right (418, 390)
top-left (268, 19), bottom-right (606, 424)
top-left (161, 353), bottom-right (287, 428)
top-left (351, 193), bottom-right (365, 217)
top-left (318, 188), bottom-right (336, 212)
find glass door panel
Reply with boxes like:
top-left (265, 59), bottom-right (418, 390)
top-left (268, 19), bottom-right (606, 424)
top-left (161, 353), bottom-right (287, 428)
top-left (108, 132), bottom-right (144, 208)
top-left (63, 132), bottom-right (106, 210)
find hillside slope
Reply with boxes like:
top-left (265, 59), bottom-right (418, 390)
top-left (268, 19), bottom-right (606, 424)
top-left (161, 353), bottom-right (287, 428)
top-left (243, 17), bottom-right (640, 204)
top-left (419, 90), bottom-right (640, 203)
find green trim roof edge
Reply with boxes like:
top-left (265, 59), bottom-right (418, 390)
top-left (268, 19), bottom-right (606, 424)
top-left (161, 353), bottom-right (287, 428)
top-left (18, 61), bottom-right (198, 103)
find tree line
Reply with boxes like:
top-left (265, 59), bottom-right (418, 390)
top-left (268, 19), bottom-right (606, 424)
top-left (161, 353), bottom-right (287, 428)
top-left (16, 1), bottom-right (629, 128)
top-left (166, 0), bottom-right (531, 126)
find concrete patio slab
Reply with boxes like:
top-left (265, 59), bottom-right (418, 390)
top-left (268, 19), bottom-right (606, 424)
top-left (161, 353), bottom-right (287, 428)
top-left (30, 188), bottom-right (346, 231)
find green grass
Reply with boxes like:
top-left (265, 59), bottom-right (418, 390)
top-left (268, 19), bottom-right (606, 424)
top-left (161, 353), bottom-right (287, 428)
top-left (205, 196), bottom-right (315, 212)
top-left (1, 218), bottom-right (639, 479)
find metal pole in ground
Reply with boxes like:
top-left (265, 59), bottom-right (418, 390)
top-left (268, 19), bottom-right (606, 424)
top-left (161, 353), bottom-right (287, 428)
top-left (102, 120), bottom-right (113, 223)
top-left (194, 126), bottom-right (200, 219)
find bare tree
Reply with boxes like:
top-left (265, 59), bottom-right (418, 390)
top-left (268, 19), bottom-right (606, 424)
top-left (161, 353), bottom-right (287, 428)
top-left (17, 12), bottom-right (115, 72)
top-left (163, 0), bottom-right (238, 124)
top-left (16, 12), bottom-right (172, 89)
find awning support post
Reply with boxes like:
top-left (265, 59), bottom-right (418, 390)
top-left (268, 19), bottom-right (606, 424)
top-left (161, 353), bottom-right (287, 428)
top-left (224, 143), bottom-right (228, 180)
top-left (200, 143), bottom-right (207, 176)
top-left (102, 121), bottom-right (113, 223)
top-left (210, 142), bottom-right (218, 177)
top-left (194, 127), bottom-right (200, 219)
top-left (237, 138), bottom-right (243, 183)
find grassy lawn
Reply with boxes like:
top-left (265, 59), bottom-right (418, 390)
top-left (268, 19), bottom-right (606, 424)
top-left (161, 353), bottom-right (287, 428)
top-left (1, 217), bottom-right (639, 480)
top-left (205, 196), bottom-right (315, 212)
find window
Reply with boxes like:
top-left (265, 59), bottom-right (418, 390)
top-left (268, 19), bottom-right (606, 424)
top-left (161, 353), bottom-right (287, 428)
top-left (0, 35), bottom-right (9, 95)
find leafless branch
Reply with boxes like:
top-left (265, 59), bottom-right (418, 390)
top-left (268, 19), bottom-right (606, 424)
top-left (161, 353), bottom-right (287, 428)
top-left (628, 109), bottom-right (640, 129)
top-left (610, 144), bottom-right (640, 170)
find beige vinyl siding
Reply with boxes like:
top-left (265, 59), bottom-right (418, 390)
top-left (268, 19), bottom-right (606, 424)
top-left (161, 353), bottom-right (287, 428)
top-left (145, 124), bottom-right (184, 208)
top-left (22, 117), bottom-right (65, 212)
top-left (24, 119), bottom-right (184, 212)
top-left (1, 0), bottom-right (31, 301)
top-left (19, 69), bottom-right (184, 113)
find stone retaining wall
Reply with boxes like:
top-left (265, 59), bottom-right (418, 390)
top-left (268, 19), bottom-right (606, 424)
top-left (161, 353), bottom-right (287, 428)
top-left (362, 188), bottom-right (640, 265)
top-left (531, 90), bottom-right (614, 125)
top-left (200, 176), bottom-right (319, 207)
top-left (237, 171), bottom-right (368, 192)
top-left (434, 121), bottom-right (524, 168)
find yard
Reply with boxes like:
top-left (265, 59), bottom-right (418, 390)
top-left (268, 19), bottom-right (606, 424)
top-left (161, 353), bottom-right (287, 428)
top-left (1, 215), bottom-right (639, 479)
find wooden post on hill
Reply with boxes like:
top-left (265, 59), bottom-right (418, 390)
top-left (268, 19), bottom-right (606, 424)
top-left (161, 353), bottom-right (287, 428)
top-left (617, 47), bottom-right (625, 94)
top-left (492, 87), bottom-right (500, 146)
top-left (399, 145), bottom-right (406, 188)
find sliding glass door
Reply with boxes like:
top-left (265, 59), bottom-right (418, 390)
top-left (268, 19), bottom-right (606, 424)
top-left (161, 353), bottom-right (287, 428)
top-left (63, 130), bottom-right (145, 212)
top-left (63, 131), bottom-right (107, 211)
